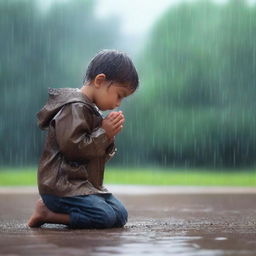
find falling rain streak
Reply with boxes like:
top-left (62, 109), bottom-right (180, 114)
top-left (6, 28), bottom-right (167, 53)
top-left (1, 0), bottom-right (256, 170)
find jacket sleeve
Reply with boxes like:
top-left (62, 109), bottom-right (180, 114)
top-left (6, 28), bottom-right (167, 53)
top-left (54, 102), bottom-right (113, 161)
top-left (105, 141), bottom-right (117, 162)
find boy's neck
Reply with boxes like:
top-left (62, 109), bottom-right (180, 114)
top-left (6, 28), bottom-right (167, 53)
top-left (80, 84), bottom-right (94, 104)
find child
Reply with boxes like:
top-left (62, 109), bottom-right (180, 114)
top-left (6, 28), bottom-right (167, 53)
top-left (27, 49), bottom-right (139, 229)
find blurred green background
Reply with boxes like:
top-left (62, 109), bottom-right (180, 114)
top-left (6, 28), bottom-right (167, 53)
top-left (1, 0), bottom-right (256, 185)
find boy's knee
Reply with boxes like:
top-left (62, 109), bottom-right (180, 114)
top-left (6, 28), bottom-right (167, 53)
top-left (116, 206), bottom-right (128, 227)
top-left (99, 207), bottom-right (117, 228)
top-left (122, 207), bottom-right (128, 224)
top-left (71, 207), bottom-right (116, 229)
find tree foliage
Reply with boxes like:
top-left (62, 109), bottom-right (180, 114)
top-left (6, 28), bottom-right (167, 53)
top-left (1, 0), bottom-right (256, 169)
top-left (0, 0), bottom-right (120, 166)
top-left (121, 0), bottom-right (256, 168)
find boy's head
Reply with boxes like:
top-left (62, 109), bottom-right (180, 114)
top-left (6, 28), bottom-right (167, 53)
top-left (84, 49), bottom-right (139, 91)
top-left (82, 49), bottom-right (139, 111)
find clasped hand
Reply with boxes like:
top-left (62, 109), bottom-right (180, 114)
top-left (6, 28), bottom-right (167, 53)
top-left (102, 111), bottom-right (125, 139)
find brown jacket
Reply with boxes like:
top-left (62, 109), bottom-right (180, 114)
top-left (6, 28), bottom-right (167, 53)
top-left (37, 87), bottom-right (116, 197)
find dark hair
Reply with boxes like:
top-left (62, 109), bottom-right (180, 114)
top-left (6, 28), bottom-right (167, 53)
top-left (83, 49), bottom-right (139, 91)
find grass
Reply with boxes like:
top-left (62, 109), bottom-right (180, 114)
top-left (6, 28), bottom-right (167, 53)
top-left (0, 166), bottom-right (255, 186)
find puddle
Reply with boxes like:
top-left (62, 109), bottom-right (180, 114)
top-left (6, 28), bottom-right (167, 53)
top-left (214, 237), bottom-right (228, 241)
top-left (1, 222), bottom-right (256, 256)
top-left (1, 193), bottom-right (256, 255)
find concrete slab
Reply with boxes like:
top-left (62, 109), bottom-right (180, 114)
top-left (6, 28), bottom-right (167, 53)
top-left (0, 187), bottom-right (256, 255)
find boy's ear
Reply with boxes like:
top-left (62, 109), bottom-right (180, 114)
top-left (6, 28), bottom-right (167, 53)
top-left (94, 73), bottom-right (106, 88)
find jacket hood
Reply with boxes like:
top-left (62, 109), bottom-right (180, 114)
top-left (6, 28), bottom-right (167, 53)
top-left (37, 87), bottom-right (97, 130)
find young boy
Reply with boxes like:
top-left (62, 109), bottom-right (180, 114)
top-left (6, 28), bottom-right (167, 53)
top-left (27, 49), bottom-right (139, 229)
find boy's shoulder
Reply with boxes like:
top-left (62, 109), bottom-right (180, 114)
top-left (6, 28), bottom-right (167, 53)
top-left (56, 88), bottom-right (101, 117)
top-left (37, 87), bottom-right (100, 129)
top-left (48, 87), bottom-right (89, 104)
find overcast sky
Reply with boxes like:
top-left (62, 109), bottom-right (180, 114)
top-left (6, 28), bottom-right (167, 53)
top-left (38, 0), bottom-right (256, 37)
top-left (94, 0), bottom-right (255, 36)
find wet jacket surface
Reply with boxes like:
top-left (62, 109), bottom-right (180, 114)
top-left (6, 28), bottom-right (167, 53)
top-left (37, 87), bottom-right (116, 197)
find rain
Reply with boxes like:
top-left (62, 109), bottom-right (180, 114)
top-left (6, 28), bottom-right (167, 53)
top-left (1, 0), bottom-right (256, 255)
top-left (0, 0), bottom-right (255, 171)
top-left (1, 0), bottom-right (256, 171)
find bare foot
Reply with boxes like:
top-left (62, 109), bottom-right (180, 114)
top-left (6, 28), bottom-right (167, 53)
top-left (27, 198), bottom-right (50, 228)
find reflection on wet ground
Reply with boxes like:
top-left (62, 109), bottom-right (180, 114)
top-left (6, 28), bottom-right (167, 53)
top-left (0, 189), bottom-right (256, 255)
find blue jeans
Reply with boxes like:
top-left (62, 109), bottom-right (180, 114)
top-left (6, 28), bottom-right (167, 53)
top-left (41, 193), bottom-right (128, 229)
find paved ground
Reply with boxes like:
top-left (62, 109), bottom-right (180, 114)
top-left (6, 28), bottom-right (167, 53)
top-left (0, 185), bottom-right (256, 256)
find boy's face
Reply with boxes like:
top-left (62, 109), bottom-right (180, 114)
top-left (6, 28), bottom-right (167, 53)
top-left (95, 82), bottom-right (134, 111)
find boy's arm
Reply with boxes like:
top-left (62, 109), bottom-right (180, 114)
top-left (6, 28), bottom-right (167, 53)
top-left (54, 102), bottom-right (113, 162)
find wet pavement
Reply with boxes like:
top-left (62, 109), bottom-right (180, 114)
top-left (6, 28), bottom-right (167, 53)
top-left (0, 186), bottom-right (256, 256)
